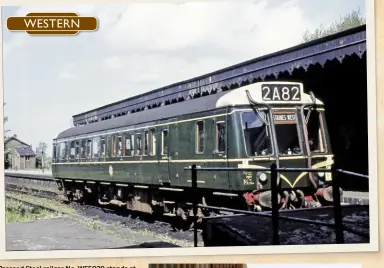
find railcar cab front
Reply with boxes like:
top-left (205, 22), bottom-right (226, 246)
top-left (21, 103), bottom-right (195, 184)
top-left (216, 81), bottom-right (333, 204)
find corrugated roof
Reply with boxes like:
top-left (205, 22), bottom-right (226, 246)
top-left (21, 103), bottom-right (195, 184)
top-left (15, 147), bottom-right (36, 157)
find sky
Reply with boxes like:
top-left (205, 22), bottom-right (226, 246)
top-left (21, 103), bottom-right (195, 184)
top-left (2, 0), bottom-right (366, 157)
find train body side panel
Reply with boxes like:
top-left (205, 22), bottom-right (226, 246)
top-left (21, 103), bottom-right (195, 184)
top-left (52, 108), bottom-right (248, 191)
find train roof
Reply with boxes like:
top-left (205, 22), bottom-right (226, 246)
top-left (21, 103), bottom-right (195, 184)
top-left (55, 82), bottom-right (324, 140)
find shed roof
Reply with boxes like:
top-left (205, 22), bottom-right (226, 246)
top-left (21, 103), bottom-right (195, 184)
top-left (4, 136), bottom-right (30, 147)
top-left (15, 147), bottom-right (36, 157)
top-left (71, 25), bottom-right (366, 127)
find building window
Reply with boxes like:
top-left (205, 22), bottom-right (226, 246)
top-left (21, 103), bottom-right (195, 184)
top-left (26, 156), bottom-right (30, 161)
top-left (195, 121), bottom-right (205, 153)
top-left (216, 122), bottom-right (226, 153)
top-left (161, 129), bottom-right (168, 155)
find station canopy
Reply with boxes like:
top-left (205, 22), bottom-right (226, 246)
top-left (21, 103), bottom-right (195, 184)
top-left (72, 25), bottom-right (366, 127)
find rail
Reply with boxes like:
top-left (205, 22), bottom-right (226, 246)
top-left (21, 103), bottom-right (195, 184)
top-left (184, 164), bottom-right (369, 247)
top-left (4, 172), bottom-right (55, 182)
top-left (5, 168), bottom-right (369, 247)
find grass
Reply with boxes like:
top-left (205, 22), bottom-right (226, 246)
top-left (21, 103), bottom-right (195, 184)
top-left (5, 189), bottom-right (199, 247)
top-left (5, 198), bottom-right (62, 223)
top-left (5, 191), bottom-right (76, 215)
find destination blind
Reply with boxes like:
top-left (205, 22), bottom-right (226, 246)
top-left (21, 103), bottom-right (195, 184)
top-left (261, 84), bottom-right (301, 101)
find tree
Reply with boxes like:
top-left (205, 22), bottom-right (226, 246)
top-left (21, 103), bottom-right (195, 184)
top-left (36, 141), bottom-right (48, 169)
top-left (4, 102), bottom-right (11, 169)
top-left (3, 102), bottom-right (10, 138)
top-left (302, 8), bottom-right (366, 42)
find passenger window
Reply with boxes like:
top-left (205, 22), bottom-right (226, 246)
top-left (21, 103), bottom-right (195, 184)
top-left (92, 137), bottom-right (101, 158)
top-left (86, 139), bottom-right (92, 158)
top-left (305, 109), bottom-right (326, 153)
top-left (136, 133), bottom-right (142, 155)
top-left (116, 135), bottom-right (123, 157)
top-left (59, 142), bottom-right (66, 160)
top-left (100, 137), bottom-right (106, 157)
top-left (124, 133), bottom-right (134, 156)
top-left (110, 135), bottom-right (116, 157)
top-left (242, 111), bottom-right (272, 157)
top-left (216, 122), bottom-right (226, 153)
top-left (106, 136), bottom-right (111, 157)
top-left (52, 144), bottom-right (57, 162)
top-left (65, 142), bottom-right (69, 159)
top-left (75, 141), bottom-right (80, 158)
top-left (80, 140), bottom-right (86, 158)
top-left (195, 121), bottom-right (205, 153)
top-left (69, 141), bottom-right (76, 159)
top-left (143, 130), bottom-right (149, 156)
top-left (150, 129), bottom-right (156, 156)
top-left (162, 130), bottom-right (169, 155)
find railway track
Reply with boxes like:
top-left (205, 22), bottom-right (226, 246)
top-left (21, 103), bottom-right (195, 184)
top-left (5, 183), bottom-right (59, 200)
top-left (5, 172), bottom-right (369, 246)
top-left (5, 172), bottom-right (368, 221)
top-left (4, 180), bottom-right (194, 230)
top-left (4, 179), bottom-right (203, 247)
top-left (4, 175), bottom-right (203, 241)
top-left (5, 194), bottom-right (63, 214)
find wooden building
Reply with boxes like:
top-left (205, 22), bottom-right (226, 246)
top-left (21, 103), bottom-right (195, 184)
top-left (4, 135), bottom-right (36, 170)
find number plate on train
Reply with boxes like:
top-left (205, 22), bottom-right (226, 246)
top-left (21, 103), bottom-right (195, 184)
top-left (261, 84), bottom-right (301, 101)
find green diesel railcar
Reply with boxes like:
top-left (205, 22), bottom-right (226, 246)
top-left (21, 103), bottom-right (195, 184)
top-left (52, 81), bottom-right (336, 220)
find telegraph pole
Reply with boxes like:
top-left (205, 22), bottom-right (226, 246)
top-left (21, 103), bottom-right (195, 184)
top-left (41, 150), bottom-right (44, 173)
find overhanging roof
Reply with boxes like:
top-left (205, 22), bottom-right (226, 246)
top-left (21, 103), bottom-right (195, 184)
top-left (72, 25), bottom-right (366, 127)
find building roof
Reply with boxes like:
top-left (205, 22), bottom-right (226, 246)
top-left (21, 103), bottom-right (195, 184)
top-left (4, 135), bottom-right (31, 147)
top-left (14, 147), bottom-right (36, 157)
top-left (71, 25), bottom-right (366, 127)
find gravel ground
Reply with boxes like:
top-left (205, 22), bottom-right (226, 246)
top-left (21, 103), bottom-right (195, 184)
top-left (203, 205), bottom-right (369, 246)
top-left (71, 203), bottom-right (203, 247)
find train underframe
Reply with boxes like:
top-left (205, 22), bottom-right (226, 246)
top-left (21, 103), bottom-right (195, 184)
top-left (57, 177), bottom-right (343, 229)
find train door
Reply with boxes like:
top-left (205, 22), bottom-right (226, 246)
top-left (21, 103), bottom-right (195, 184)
top-left (168, 120), bottom-right (179, 186)
top-left (134, 131), bottom-right (144, 184)
top-left (158, 119), bottom-right (179, 186)
top-left (212, 110), bottom-right (230, 190)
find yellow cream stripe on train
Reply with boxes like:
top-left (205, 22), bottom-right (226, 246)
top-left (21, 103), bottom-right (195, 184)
top-left (292, 155), bottom-right (334, 187)
top-left (51, 154), bottom-right (333, 165)
top-left (237, 159), bottom-right (293, 188)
